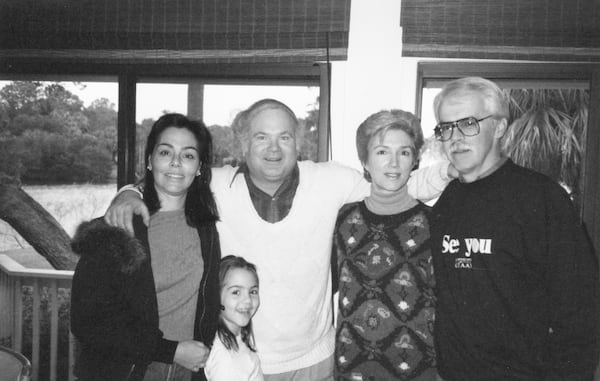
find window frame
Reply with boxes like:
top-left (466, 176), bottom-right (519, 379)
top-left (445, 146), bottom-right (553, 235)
top-left (415, 61), bottom-right (600, 254)
top-left (0, 61), bottom-right (329, 187)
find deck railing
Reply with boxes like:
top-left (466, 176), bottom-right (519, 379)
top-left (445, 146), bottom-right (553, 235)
top-left (0, 254), bottom-right (74, 381)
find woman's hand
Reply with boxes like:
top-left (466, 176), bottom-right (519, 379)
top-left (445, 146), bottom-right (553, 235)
top-left (174, 340), bottom-right (210, 372)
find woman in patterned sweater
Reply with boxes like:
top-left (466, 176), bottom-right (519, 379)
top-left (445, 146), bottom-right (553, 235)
top-left (332, 110), bottom-right (436, 380)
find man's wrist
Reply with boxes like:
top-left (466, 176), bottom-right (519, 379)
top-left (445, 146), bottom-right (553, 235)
top-left (116, 184), bottom-right (144, 199)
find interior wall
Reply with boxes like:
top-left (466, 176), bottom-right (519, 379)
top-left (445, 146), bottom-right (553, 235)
top-left (330, 0), bottom-right (418, 169)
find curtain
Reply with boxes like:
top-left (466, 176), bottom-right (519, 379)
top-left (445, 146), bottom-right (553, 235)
top-left (401, 0), bottom-right (600, 62)
top-left (0, 0), bottom-right (351, 63)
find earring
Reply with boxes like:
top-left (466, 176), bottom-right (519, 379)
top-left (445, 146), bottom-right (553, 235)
top-left (196, 171), bottom-right (201, 177)
top-left (147, 165), bottom-right (152, 171)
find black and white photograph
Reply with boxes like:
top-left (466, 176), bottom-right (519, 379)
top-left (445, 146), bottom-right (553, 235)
top-left (0, 1), bottom-right (599, 380)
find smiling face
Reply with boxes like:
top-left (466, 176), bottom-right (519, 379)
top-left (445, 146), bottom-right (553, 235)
top-left (364, 128), bottom-right (416, 197)
top-left (149, 126), bottom-right (201, 202)
top-left (220, 268), bottom-right (260, 336)
top-left (244, 107), bottom-right (298, 194)
top-left (438, 91), bottom-right (505, 182)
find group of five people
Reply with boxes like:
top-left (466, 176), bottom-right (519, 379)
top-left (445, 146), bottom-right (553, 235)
top-left (70, 76), bottom-right (599, 381)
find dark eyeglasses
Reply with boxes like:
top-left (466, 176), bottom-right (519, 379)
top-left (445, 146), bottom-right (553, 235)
top-left (434, 115), bottom-right (493, 141)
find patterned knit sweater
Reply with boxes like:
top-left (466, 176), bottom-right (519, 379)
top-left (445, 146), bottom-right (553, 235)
top-left (333, 201), bottom-right (436, 381)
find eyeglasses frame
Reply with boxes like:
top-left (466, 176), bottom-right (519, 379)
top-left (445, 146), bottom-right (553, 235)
top-left (434, 115), bottom-right (494, 142)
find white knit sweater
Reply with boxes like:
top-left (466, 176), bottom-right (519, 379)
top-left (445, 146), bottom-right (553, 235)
top-left (212, 161), bottom-right (364, 374)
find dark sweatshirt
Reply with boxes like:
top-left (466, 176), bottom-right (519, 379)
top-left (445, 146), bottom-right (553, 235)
top-left (431, 160), bottom-right (599, 381)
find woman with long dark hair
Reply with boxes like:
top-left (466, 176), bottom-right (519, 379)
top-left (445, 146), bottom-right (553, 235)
top-left (71, 113), bottom-right (221, 381)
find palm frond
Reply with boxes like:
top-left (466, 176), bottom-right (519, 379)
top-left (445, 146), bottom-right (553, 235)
top-left (504, 88), bottom-right (588, 201)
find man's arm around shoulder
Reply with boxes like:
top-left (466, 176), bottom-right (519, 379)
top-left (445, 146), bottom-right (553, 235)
top-left (104, 184), bottom-right (149, 234)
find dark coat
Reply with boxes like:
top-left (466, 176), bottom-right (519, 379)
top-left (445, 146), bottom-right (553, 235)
top-left (70, 216), bottom-right (221, 381)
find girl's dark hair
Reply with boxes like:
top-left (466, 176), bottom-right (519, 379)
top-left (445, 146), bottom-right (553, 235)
top-left (143, 113), bottom-right (219, 227)
top-left (217, 255), bottom-right (259, 352)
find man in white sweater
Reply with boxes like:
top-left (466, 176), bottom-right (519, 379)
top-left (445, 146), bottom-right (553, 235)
top-left (105, 99), bottom-right (451, 380)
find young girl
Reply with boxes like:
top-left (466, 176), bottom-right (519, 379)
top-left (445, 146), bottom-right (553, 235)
top-left (205, 256), bottom-right (264, 381)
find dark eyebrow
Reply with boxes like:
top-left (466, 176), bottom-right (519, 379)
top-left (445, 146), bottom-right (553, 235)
top-left (225, 284), bottom-right (258, 289)
top-left (371, 143), bottom-right (414, 149)
top-left (156, 142), bottom-right (199, 151)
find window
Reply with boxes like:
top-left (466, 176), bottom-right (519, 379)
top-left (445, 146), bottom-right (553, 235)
top-left (134, 82), bottom-right (320, 180)
top-left (415, 62), bottom-right (600, 225)
top-left (0, 62), bottom-right (327, 259)
top-left (0, 78), bottom-right (118, 255)
top-left (421, 80), bottom-right (589, 204)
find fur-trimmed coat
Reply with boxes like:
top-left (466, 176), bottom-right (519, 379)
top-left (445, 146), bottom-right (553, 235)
top-left (70, 216), bottom-right (221, 381)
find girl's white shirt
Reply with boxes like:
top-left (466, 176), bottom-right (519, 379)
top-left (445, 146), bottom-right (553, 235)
top-left (205, 334), bottom-right (264, 381)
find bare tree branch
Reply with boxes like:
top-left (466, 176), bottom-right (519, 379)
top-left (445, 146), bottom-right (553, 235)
top-left (0, 178), bottom-right (77, 270)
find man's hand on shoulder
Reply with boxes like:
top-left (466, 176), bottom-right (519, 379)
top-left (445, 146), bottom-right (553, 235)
top-left (447, 163), bottom-right (459, 179)
top-left (104, 188), bottom-right (149, 234)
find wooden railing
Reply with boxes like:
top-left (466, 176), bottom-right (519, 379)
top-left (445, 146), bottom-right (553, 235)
top-left (0, 254), bottom-right (74, 381)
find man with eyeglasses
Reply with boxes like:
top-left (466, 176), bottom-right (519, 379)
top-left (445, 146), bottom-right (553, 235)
top-left (430, 77), bottom-right (599, 380)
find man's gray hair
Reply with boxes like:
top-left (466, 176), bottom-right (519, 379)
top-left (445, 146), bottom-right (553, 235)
top-left (433, 77), bottom-right (509, 122)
